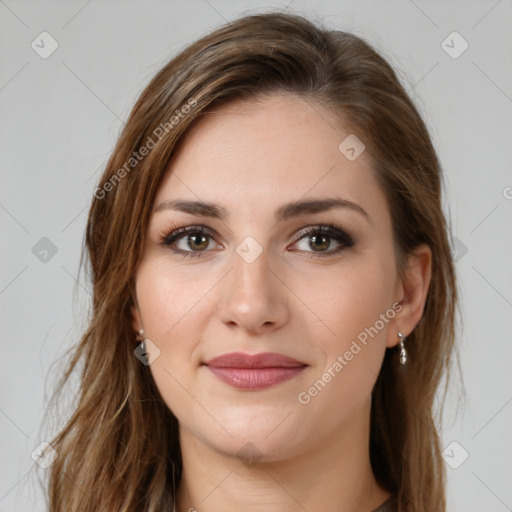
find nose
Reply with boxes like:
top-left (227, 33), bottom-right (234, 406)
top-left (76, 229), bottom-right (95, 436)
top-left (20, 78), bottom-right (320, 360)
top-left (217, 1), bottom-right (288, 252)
top-left (218, 246), bottom-right (290, 335)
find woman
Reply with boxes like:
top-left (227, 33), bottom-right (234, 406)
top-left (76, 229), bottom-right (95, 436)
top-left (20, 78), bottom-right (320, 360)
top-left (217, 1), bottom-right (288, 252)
top-left (43, 11), bottom-right (458, 512)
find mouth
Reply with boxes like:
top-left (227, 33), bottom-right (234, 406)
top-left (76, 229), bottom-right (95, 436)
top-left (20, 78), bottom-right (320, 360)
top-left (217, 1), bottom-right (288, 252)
top-left (203, 352), bottom-right (308, 390)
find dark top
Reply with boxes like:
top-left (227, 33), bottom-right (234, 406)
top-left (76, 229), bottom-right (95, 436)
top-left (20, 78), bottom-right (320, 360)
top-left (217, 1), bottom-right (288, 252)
top-left (172, 496), bottom-right (397, 511)
top-left (371, 495), bottom-right (397, 512)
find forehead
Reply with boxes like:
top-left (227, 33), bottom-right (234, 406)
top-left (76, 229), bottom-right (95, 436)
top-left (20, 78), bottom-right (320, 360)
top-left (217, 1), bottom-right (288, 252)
top-left (154, 94), bottom-right (388, 225)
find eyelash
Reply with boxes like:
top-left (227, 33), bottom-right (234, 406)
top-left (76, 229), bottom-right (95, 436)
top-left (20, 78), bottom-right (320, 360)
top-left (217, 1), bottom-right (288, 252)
top-left (158, 223), bottom-right (355, 259)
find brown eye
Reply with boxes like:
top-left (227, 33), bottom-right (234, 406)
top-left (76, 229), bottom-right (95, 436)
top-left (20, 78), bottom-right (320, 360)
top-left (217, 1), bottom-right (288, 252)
top-left (307, 233), bottom-right (331, 252)
top-left (290, 225), bottom-right (354, 258)
top-left (161, 226), bottom-right (221, 258)
top-left (186, 233), bottom-right (210, 251)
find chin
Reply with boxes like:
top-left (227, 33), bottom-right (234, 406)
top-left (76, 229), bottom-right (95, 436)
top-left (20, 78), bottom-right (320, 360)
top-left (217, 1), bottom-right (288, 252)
top-left (207, 433), bottom-right (299, 466)
top-left (191, 407), bottom-right (308, 463)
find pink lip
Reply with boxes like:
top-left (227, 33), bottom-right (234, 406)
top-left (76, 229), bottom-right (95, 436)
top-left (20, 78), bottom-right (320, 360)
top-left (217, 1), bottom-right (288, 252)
top-left (204, 352), bottom-right (308, 390)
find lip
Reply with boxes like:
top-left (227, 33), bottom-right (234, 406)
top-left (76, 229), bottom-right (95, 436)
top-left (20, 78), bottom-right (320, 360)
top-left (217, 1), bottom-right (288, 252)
top-left (203, 352), bottom-right (308, 390)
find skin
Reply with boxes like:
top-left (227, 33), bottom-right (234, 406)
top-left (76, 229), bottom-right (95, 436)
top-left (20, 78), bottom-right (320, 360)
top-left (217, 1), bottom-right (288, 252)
top-left (131, 93), bottom-right (432, 512)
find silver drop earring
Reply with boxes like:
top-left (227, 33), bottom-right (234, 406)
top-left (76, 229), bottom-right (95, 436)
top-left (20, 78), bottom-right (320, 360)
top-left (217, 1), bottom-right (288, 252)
top-left (398, 331), bottom-right (407, 365)
top-left (136, 329), bottom-right (146, 352)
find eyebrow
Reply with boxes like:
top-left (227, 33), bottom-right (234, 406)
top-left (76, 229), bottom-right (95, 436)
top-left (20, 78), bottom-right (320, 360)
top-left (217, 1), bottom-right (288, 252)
top-left (153, 197), bottom-right (370, 223)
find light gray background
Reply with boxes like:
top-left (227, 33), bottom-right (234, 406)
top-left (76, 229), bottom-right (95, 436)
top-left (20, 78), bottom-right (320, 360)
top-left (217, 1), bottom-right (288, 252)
top-left (1, 1), bottom-right (511, 511)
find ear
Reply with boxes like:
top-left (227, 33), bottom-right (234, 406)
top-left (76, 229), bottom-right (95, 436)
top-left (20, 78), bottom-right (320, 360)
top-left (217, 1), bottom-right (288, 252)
top-left (387, 243), bottom-right (432, 348)
top-left (130, 285), bottom-right (143, 334)
top-left (131, 304), bottom-right (142, 333)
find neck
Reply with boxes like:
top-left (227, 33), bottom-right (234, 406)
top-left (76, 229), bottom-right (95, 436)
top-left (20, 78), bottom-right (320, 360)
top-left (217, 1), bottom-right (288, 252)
top-left (176, 399), bottom-right (390, 512)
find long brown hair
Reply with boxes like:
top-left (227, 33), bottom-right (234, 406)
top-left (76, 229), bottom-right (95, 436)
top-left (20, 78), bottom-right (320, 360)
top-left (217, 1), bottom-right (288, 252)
top-left (38, 11), bottom-right (460, 512)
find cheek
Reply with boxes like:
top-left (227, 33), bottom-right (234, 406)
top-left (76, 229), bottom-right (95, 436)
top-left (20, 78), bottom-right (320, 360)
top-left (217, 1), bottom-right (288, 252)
top-left (300, 256), bottom-right (394, 337)
top-left (135, 259), bottom-right (218, 420)
top-left (135, 256), bottom-right (225, 348)
top-left (296, 254), bottom-right (395, 379)
top-left (293, 262), bottom-right (393, 430)
top-left (136, 257), bottom-right (212, 342)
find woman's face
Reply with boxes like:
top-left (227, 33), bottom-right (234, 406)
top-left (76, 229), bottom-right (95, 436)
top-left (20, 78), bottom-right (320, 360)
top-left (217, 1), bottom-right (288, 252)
top-left (132, 94), bottom-right (408, 461)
